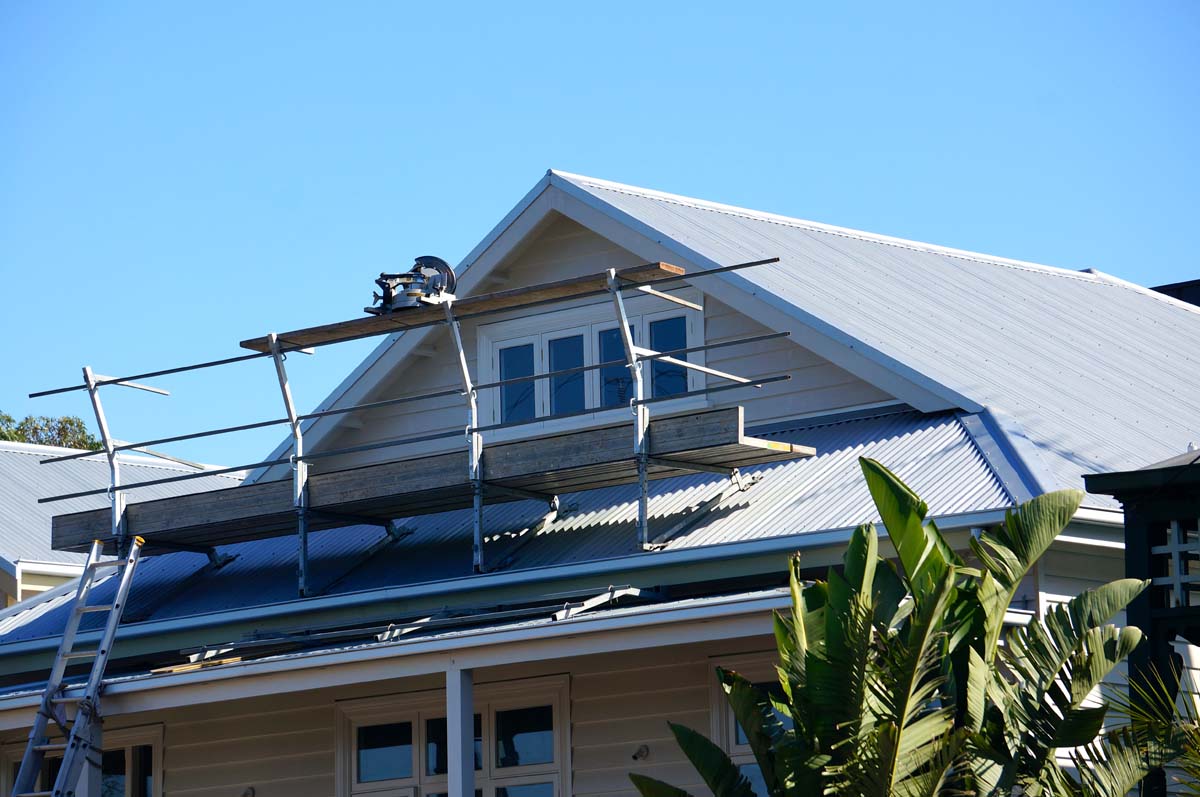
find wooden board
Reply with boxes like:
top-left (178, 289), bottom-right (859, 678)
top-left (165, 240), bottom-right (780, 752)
top-left (240, 261), bottom-right (685, 353)
top-left (51, 406), bottom-right (814, 553)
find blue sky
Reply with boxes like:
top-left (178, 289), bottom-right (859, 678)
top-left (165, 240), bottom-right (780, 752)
top-left (2, 2), bottom-right (1197, 468)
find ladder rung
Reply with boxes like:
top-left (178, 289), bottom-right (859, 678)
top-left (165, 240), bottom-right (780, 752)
top-left (86, 560), bottom-right (123, 571)
top-left (50, 695), bottom-right (82, 704)
top-left (77, 604), bottom-right (114, 613)
top-left (33, 742), bottom-right (67, 752)
top-left (16, 792), bottom-right (54, 797)
top-left (61, 649), bottom-right (100, 660)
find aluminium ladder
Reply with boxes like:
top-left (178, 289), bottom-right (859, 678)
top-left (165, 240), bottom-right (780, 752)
top-left (13, 536), bottom-right (145, 797)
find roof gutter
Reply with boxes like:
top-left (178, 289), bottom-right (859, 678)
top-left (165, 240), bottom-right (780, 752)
top-left (0, 589), bottom-right (789, 727)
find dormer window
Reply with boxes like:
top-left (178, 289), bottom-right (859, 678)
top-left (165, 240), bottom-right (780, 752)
top-left (478, 289), bottom-right (703, 428)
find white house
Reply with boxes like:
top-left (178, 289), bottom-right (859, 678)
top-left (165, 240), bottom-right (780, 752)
top-left (0, 171), bottom-right (1197, 797)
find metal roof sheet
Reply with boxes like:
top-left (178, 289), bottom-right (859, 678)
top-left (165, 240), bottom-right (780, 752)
top-left (0, 442), bottom-right (243, 570)
top-left (0, 409), bottom-right (1009, 644)
top-left (551, 171), bottom-right (1200, 509)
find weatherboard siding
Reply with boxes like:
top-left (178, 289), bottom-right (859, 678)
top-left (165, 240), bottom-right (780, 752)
top-left (313, 218), bottom-right (891, 473)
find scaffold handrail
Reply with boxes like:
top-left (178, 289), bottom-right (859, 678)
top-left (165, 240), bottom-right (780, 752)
top-left (36, 371), bottom-right (793, 504)
top-left (38, 331), bottom-right (791, 466)
top-left (28, 257), bottom-right (780, 399)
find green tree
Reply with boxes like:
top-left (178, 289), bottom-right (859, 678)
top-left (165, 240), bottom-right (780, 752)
top-left (631, 457), bottom-right (1187, 797)
top-left (0, 411), bottom-right (102, 450)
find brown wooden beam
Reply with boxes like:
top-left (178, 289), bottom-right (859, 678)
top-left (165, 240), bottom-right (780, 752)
top-left (239, 262), bottom-right (685, 353)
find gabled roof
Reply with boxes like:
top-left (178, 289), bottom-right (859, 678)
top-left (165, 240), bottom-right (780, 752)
top-left (549, 171), bottom-right (1200, 506)
top-left (0, 441), bottom-right (243, 572)
top-left (263, 170), bottom-right (1200, 507)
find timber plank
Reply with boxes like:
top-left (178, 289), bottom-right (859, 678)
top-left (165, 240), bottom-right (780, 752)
top-left (240, 262), bottom-right (684, 353)
top-left (51, 406), bottom-right (813, 553)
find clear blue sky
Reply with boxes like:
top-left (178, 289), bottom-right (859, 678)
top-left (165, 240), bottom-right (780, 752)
top-left (2, 2), bottom-right (1197, 468)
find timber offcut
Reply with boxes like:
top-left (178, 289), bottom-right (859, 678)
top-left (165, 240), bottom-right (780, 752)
top-left (52, 406), bottom-right (814, 554)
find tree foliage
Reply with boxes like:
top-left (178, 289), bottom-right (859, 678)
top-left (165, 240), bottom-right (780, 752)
top-left (630, 456), bottom-right (1189, 797)
top-left (0, 411), bottom-right (102, 450)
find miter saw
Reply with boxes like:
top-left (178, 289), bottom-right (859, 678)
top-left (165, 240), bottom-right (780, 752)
top-left (364, 255), bottom-right (457, 315)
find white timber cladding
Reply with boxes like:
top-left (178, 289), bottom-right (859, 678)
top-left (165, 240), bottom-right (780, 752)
top-left (314, 216), bottom-right (892, 472)
top-left (0, 638), bottom-right (775, 797)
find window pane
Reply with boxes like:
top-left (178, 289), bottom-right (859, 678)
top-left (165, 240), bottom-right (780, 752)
top-left (548, 335), bottom-right (585, 415)
top-left (131, 745), bottom-right (154, 797)
top-left (496, 784), bottom-right (554, 797)
top-left (495, 705), bottom-right (554, 768)
top-left (650, 316), bottom-right (687, 398)
top-left (598, 327), bottom-right (634, 408)
top-left (357, 722), bottom-right (412, 782)
top-left (425, 714), bottom-right (482, 775)
top-left (101, 749), bottom-right (126, 797)
top-left (500, 344), bottom-right (536, 423)
top-left (739, 762), bottom-right (768, 797)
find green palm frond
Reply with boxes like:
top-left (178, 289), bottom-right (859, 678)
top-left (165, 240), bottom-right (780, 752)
top-left (665, 722), bottom-right (757, 797)
top-left (1070, 728), bottom-right (1156, 797)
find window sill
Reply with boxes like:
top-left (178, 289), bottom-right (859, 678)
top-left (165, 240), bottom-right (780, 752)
top-left (483, 394), bottom-right (710, 446)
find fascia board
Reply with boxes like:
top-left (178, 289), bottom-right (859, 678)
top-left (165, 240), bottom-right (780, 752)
top-left (246, 173), bottom-right (557, 484)
top-left (547, 172), bottom-right (984, 415)
top-left (0, 590), bottom-right (786, 728)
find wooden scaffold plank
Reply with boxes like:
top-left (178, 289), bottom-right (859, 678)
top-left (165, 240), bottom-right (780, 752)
top-left (239, 262), bottom-right (685, 353)
top-left (51, 407), bottom-right (814, 553)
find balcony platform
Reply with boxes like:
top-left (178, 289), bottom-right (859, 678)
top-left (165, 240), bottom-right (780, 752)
top-left (51, 406), bottom-right (813, 553)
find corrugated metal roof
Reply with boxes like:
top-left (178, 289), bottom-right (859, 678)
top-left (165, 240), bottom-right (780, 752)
top-left (0, 442), bottom-right (243, 570)
top-left (0, 409), bottom-right (1010, 644)
top-left (551, 171), bottom-right (1200, 509)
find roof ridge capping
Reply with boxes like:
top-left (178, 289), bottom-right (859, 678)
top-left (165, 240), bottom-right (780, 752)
top-left (550, 170), bottom-right (1196, 309)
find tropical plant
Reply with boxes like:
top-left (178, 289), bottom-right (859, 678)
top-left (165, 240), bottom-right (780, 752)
top-left (630, 457), bottom-right (1184, 797)
top-left (0, 411), bottom-right (101, 450)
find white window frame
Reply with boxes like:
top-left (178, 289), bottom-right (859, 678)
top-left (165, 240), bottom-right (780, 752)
top-left (336, 675), bottom-right (569, 797)
top-left (708, 652), bottom-right (779, 768)
top-left (476, 289), bottom-right (705, 440)
top-left (0, 723), bottom-right (163, 797)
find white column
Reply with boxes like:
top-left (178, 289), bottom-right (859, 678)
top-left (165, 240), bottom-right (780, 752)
top-left (447, 667), bottom-right (475, 797)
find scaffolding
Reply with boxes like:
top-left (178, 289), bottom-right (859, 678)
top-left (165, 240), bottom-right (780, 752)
top-left (34, 257), bottom-right (813, 596)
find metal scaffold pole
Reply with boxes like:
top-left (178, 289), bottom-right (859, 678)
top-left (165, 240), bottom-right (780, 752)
top-left (607, 269), bottom-right (650, 549)
top-left (82, 366), bottom-right (126, 549)
top-left (268, 333), bottom-right (310, 597)
top-left (444, 300), bottom-right (485, 572)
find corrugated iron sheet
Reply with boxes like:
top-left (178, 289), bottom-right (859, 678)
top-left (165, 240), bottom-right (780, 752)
top-left (0, 409), bottom-right (1009, 644)
top-left (554, 172), bottom-right (1200, 508)
top-left (0, 442), bottom-right (243, 568)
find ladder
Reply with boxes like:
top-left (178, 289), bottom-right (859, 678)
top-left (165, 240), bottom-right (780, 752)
top-left (13, 536), bottom-right (145, 797)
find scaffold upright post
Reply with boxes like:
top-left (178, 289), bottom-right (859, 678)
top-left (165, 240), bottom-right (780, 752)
top-left (82, 366), bottom-right (126, 550)
top-left (268, 333), bottom-right (310, 597)
top-left (607, 269), bottom-right (650, 549)
top-left (444, 300), bottom-right (485, 572)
